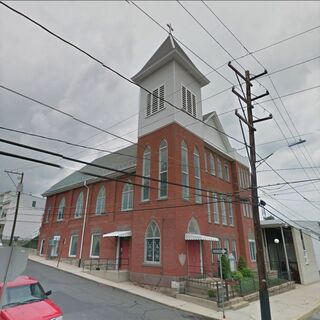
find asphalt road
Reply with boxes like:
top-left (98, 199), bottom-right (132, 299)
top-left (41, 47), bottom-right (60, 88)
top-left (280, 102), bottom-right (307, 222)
top-left (309, 311), bottom-right (320, 320)
top-left (25, 260), bottom-right (210, 320)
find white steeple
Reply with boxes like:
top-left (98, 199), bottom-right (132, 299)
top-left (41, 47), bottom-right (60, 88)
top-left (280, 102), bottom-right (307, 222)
top-left (132, 35), bottom-right (210, 138)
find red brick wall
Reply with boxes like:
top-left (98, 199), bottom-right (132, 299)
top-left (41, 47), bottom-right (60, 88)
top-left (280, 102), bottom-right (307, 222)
top-left (39, 122), bottom-right (255, 282)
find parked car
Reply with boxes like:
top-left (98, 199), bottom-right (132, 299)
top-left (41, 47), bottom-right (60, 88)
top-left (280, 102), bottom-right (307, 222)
top-left (0, 276), bottom-right (63, 320)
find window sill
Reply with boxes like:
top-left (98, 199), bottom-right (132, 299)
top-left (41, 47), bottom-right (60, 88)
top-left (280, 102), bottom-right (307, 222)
top-left (157, 197), bottom-right (168, 201)
top-left (68, 255), bottom-right (77, 258)
top-left (121, 208), bottom-right (133, 212)
top-left (143, 262), bottom-right (162, 267)
top-left (140, 200), bottom-right (150, 204)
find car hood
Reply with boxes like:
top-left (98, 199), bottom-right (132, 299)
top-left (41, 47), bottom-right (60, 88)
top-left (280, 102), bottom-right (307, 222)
top-left (1, 299), bottom-right (62, 320)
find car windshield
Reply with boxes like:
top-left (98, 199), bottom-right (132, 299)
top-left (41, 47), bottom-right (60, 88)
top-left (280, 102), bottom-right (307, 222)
top-left (2, 283), bottom-right (47, 308)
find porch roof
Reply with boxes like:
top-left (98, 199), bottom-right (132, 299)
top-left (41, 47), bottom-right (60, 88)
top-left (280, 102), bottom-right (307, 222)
top-left (103, 230), bottom-right (132, 238)
top-left (185, 233), bottom-right (219, 241)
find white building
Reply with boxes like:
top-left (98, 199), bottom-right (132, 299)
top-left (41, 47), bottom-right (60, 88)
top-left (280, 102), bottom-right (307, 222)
top-left (0, 191), bottom-right (45, 242)
top-left (261, 219), bottom-right (320, 284)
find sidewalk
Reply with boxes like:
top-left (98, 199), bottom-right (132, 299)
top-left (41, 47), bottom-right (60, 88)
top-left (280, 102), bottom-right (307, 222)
top-left (28, 254), bottom-right (320, 320)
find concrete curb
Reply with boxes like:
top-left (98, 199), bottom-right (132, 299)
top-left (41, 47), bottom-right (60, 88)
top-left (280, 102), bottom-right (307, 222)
top-left (296, 303), bottom-right (320, 320)
top-left (28, 256), bottom-right (221, 320)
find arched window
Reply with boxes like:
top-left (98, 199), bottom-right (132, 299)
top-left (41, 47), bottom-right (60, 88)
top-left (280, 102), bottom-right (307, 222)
top-left (145, 221), bottom-right (161, 263)
top-left (181, 140), bottom-right (189, 199)
top-left (188, 217), bottom-right (200, 234)
top-left (159, 140), bottom-right (168, 198)
top-left (142, 146), bottom-right (151, 201)
top-left (121, 182), bottom-right (133, 211)
top-left (96, 186), bottom-right (106, 215)
top-left (57, 197), bottom-right (65, 221)
top-left (209, 153), bottom-right (215, 175)
top-left (74, 192), bottom-right (84, 218)
top-left (194, 147), bottom-right (202, 203)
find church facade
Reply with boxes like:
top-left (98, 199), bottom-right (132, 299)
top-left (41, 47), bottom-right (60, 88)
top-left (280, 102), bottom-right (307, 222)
top-left (38, 35), bottom-right (256, 286)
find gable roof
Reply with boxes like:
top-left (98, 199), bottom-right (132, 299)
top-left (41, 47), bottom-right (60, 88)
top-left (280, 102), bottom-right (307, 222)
top-left (132, 35), bottom-right (209, 87)
top-left (43, 144), bottom-right (137, 197)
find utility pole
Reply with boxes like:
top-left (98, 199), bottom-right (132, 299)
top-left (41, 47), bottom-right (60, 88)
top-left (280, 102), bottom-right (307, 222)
top-left (5, 171), bottom-right (24, 246)
top-left (228, 62), bottom-right (272, 320)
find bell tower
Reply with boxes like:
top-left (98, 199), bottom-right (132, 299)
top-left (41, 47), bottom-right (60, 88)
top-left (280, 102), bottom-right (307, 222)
top-left (131, 32), bottom-right (210, 139)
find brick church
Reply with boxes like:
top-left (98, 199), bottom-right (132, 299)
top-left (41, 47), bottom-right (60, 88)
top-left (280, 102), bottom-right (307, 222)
top-left (38, 34), bottom-right (256, 286)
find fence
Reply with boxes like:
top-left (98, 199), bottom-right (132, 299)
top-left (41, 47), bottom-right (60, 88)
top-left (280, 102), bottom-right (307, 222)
top-left (184, 273), bottom-right (290, 303)
top-left (82, 258), bottom-right (129, 272)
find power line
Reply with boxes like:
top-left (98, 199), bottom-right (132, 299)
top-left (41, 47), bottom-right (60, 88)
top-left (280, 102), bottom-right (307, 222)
top-left (255, 84), bottom-right (320, 104)
top-left (201, 2), bottom-right (320, 204)
top-left (0, 84), bottom-right (136, 146)
top-left (258, 166), bottom-right (320, 173)
top-left (0, 137), bottom-right (254, 200)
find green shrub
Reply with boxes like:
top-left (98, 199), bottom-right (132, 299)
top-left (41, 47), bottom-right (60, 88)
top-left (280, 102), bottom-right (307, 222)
top-left (241, 267), bottom-right (254, 278)
top-left (208, 289), bottom-right (215, 298)
top-left (221, 254), bottom-right (231, 280)
top-left (232, 271), bottom-right (243, 280)
top-left (237, 256), bottom-right (247, 271)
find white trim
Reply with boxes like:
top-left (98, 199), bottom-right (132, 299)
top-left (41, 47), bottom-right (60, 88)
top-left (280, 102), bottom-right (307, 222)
top-left (185, 233), bottom-right (219, 241)
top-left (103, 230), bottom-right (132, 238)
top-left (90, 233), bottom-right (101, 258)
top-left (39, 239), bottom-right (45, 256)
top-left (68, 234), bottom-right (78, 258)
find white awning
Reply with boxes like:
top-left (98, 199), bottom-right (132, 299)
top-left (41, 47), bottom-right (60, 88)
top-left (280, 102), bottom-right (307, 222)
top-left (185, 233), bottom-right (219, 241)
top-left (103, 230), bottom-right (132, 238)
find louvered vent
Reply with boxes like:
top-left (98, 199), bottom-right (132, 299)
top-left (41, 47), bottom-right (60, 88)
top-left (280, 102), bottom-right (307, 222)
top-left (192, 94), bottom-right (196, 117)
top-left (146, 85), bottom-right (166, 117)
top-left (146, 93), bottom-right (151, 117)
top-left (159, 85), bottom-right (165, 110)
top-left (182, 86), bottom-right (186, 110)
top-left (152, 88), bottom-right (158, 114)
top-left (181, 86), bottom-right (197, 117)
top-left (187, 90), bottom-right (192, 114)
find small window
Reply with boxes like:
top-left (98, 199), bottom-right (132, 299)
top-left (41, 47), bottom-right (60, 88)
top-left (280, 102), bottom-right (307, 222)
top-left (217, 159), bottom-right (223, 178)
top-left (57, 198), bottom-right (65, 221)
top-left (249, 240), bottom-right (256, 262)
top-left (213, 192), bottom-right (219, 224)
top-left (90, 234), bottom-right (101, 258)
top-left (45, 207), bottom-right (51, 223)
top-left (231, 240), bottom-right (237, 261)
top-left (181, 85), bottom-right (196, 117)
top-left (207, 191), bottom-right (211, 223)
top-left (159, 140), bottom-right (168, 198)
top-left (121, 182), bottom-right (134, 211)
top-left (145, 221), bottom-right (161, 263)
top-left (181, 141), bottom-right (189, 200)
top-left (32, 201), bottom-right (36, 208)
top-left (142, 146), bottom-right (151, 201)
top-left (224, 163), bottom-right (230, 181)
top-left (228, 196), bottom-right (234, 226)
top-left (96, 186), bottom-right (106, 215)
top-left (209, 153), bottom-right (215, 175)
top-left (74, 192), bottom-right (84, 218)
top-left (194, 147), bottom-right (201, 203)
top-left (224, 239), bottom-right (230, 253)
top-left (69, 235), bottom-right (79, 257)
top-left (146, 85), bottom-right (165, 117)
top-left (221, 194), bottom-right (227, 225)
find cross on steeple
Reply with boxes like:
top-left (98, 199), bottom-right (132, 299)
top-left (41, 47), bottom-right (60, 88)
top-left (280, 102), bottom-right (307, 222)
top-left (167, 23), bottom-right (174, 35)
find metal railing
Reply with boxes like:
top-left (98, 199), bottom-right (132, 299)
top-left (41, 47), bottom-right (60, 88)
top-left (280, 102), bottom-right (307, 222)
top-left (82, 258), bottom-right (129, 271)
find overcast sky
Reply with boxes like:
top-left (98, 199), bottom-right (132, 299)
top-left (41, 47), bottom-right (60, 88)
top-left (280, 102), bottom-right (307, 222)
top-left (0, 1), bottom-right (319, 223)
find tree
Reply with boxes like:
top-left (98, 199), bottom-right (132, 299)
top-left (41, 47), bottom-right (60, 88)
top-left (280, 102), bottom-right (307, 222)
top-left (238, 256), bottom-right (247, 272)
top-left (221, 254), bottom-right (231, 280)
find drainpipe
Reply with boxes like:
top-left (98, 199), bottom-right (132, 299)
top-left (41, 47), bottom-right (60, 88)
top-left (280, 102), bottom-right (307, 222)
top-left (78, 181), bottom-right (90, 267)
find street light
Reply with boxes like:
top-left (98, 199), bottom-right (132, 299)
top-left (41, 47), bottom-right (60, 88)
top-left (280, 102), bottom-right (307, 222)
top-left (257, 139), bottom-right (306, 168)
top-left (274, 238), bottom-right (280, 277)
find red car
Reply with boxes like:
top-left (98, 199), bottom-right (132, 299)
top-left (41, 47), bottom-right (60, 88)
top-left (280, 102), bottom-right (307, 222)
top-left (0, 276), bottom-right (63, 320)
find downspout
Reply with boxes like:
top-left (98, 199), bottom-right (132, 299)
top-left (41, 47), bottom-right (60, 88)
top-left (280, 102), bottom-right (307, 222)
top-left (78, 181), bottom-right (90, 267)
